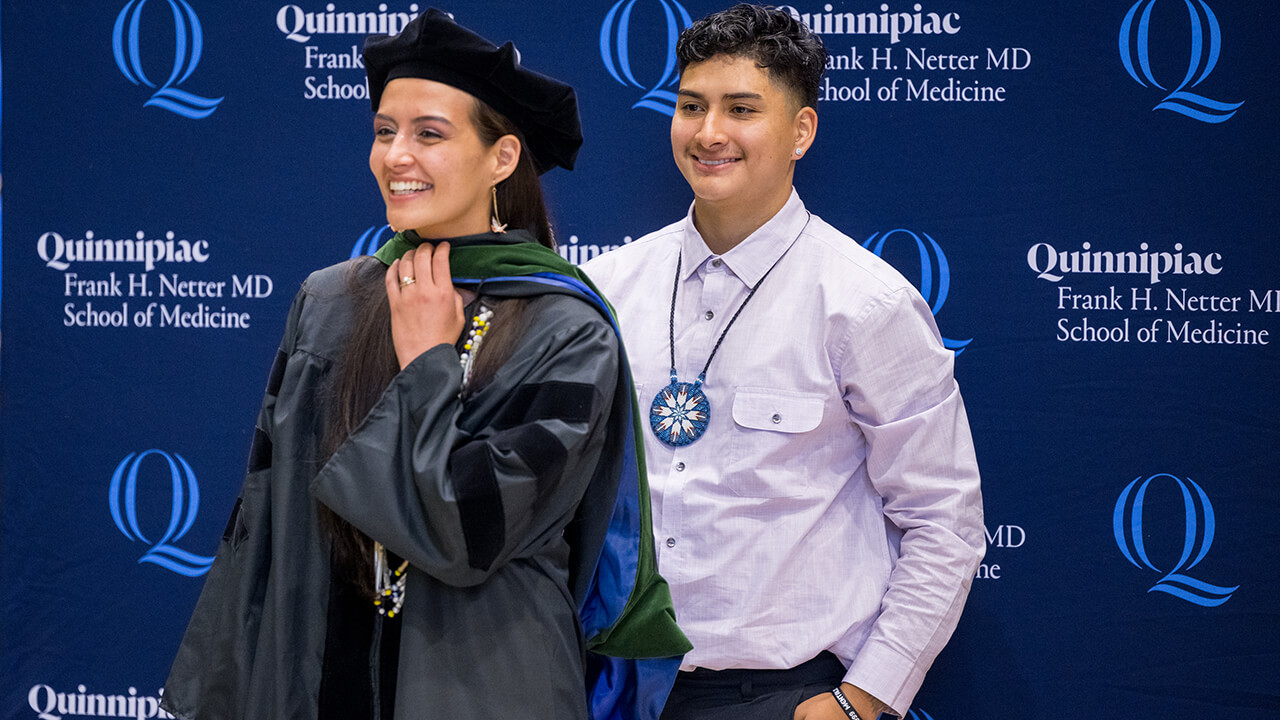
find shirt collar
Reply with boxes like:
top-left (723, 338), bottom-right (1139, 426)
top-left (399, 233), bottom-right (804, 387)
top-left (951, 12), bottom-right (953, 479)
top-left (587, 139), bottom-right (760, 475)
top-left (679, 189), bottom-right (809, 286)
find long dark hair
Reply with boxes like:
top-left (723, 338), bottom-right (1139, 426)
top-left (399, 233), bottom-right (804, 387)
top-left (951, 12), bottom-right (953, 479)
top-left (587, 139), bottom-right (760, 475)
top-left (473, 100), bottom-right (556, 249)
top-left (321, 96), bottom-right (554, 594)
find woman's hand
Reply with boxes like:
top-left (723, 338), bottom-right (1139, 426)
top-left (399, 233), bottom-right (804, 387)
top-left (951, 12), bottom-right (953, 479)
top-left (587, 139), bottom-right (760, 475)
top-left (385, 242), bottom-right (466, 370)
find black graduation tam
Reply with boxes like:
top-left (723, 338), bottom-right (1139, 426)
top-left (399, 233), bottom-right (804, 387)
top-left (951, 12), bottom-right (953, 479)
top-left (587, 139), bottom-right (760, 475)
top-left (363, 9), bottom-right (582, 174)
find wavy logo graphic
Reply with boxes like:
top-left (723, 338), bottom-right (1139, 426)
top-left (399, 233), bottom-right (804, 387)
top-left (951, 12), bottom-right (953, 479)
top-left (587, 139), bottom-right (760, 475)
top-left (861, 229), bottom-right (972, 355)
top-left (600, 0), bottom-right (692, 116)
top-left (112, 0), bottom-right (224, 119)
top-left (109, 450), bottom-right (216, 576)
top-left (1113, 473), bottom-right (1239, 606)
top-left (1119, 0), bottom-right (1242, 123)
top-left (905, 711), bottom-right (937, 720)
top-left (350, 224), bottom-right (396, 258)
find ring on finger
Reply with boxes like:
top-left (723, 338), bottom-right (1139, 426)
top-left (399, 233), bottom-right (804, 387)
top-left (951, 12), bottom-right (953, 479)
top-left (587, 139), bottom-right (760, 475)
top-left (399, 276), bottom-right (416, 288)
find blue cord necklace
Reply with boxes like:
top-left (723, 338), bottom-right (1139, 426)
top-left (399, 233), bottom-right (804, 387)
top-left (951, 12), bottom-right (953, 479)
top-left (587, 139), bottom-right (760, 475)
top-left (650, 215), bottom-right (808, 447)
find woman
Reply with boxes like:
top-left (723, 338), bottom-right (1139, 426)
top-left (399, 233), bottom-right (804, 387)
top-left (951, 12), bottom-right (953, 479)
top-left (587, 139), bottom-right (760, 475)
top-left (162, 10), bottom-right (688, 720)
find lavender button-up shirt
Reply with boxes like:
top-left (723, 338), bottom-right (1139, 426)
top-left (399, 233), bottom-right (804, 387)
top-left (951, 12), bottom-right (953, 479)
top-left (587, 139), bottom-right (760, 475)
top-left (583, 190), bottom-right (984, 715)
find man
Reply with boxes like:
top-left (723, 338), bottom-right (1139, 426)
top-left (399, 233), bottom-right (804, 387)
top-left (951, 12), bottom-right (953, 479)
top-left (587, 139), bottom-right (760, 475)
top-left (583, 4), bottom-right (984, 720)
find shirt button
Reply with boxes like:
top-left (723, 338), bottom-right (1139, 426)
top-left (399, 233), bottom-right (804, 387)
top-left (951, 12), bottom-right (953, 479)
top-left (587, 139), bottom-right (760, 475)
top-left (711, 258), bottom-right (723, 268)
top-left (675, 462), bottom-right (686, 471)
top-left (771, 413), bottom-right (782, 423)
top-left (704, 310), bottom-right (715, 320)
top-left (666, 537), bottom-right (676, 548)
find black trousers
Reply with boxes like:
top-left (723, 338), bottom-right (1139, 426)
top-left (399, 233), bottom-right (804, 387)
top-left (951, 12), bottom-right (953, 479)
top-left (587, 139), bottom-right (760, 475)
top-left (659, 652), bottom-right (847, 720)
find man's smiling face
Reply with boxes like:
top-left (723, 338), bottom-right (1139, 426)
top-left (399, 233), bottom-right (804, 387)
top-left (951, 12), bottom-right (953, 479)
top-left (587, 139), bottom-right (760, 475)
top-left (670, 54), bottom-right (808, 219)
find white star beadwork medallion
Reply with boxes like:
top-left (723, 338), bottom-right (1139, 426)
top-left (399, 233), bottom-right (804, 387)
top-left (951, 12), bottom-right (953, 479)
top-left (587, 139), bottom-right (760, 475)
top-left (649, 380), bottom-right (711, 447)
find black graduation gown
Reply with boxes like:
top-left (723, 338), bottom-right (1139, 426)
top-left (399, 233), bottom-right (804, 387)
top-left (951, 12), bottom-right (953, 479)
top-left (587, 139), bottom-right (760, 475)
top-left (162, 258), bottom-right (620, 719)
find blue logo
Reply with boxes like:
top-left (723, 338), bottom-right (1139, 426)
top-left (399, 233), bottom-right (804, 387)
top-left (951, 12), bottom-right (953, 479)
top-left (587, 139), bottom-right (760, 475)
top-left (861, 229), bottom-right (972, 355)
top-left (1119, 0), bottom-right (1243, 123)
top-left (905, 712), bottom-right (937, 720)
top-left (108, 449), bottom-right (216, 577)
top-left (351, 224), bottom-right (396, 258)
top-left (1113, 473), bottom-right (1239, 607)
top-left (112, 0), bottom-right (224, 119)
top-left (599, 0), bottom-right (692, 116)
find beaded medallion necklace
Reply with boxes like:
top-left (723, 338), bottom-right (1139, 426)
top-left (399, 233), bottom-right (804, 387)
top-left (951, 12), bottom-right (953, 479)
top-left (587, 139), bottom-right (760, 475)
top-left (649, 215), bottom-right (809, 447)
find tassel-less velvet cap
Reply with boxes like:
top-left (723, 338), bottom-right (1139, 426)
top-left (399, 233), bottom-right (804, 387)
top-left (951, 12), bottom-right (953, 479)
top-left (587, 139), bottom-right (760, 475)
top-left (363, 9), bottom-right (583, 174)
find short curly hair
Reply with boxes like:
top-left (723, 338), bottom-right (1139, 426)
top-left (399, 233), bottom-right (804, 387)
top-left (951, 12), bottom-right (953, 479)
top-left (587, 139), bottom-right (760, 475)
top-left (676, 4), bottom-right (828, 110)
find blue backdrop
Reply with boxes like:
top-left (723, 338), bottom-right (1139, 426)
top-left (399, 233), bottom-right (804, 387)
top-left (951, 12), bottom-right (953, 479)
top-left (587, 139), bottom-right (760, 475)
top-left (2, 1), bottom-right (1277, 718)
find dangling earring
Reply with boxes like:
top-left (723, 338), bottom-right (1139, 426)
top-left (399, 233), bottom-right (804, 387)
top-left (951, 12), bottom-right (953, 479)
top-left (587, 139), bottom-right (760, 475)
top-left (490, 186), bottom-right (507, 234)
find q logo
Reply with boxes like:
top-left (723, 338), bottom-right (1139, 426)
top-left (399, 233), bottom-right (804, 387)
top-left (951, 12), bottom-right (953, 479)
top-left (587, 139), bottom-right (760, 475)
top-left (600, 0), bottom-right (692, 116)
top-left (351, 224), bottom-right (396, 258)
top-left (108, 450), bottom-right (216, 577)
top-left (1113, 473), bottom-right (1239, 607)
top-left (1119, 0), bottom-right (1243, 123)
top-left (861, 229), bottom-right (972, 355)
top-left (112, 0), bottom-right (224, 119)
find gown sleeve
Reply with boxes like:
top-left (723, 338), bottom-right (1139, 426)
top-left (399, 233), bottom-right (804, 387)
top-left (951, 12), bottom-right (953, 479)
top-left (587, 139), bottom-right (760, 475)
top-left (311, 297), bottom-right (620, 587)
top-left (163, 283), bottom-right (314, 720)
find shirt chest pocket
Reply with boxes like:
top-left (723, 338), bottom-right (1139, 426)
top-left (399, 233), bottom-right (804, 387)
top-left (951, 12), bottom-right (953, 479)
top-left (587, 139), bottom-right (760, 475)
top-left (725, 388), bottom-right (827, 498)
top-left (731, 389), bottom-right (825, 433)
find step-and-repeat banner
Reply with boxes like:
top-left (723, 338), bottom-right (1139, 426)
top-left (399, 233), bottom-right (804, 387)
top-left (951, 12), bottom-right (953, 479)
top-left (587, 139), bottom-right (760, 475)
top-left (2, 1), bottom-right (1277, 718)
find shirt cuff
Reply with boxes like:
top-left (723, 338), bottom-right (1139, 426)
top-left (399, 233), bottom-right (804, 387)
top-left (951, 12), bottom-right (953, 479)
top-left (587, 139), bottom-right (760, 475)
top-left (843, 643), bottom-right (928, 718)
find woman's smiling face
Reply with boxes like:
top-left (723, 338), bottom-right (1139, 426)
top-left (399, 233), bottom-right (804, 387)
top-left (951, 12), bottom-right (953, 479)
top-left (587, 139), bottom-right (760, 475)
top-left (370, 77), bottom-right (504, 238)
